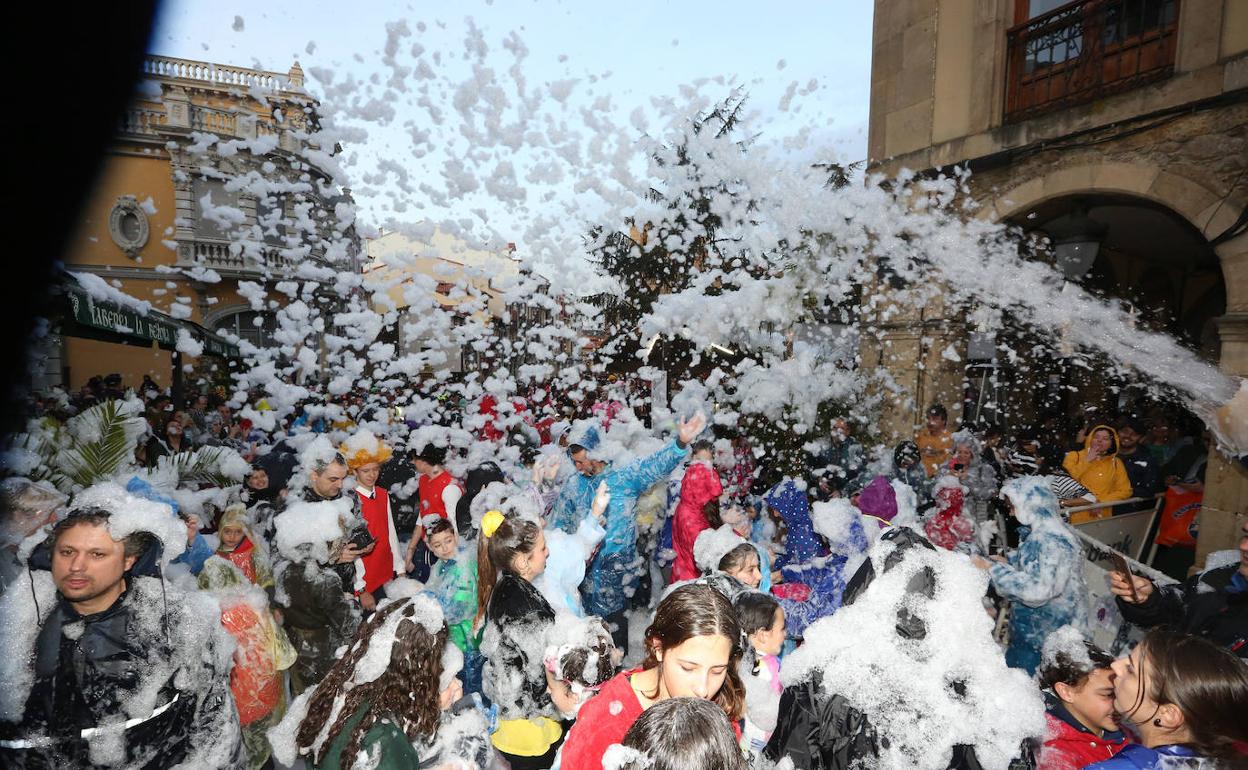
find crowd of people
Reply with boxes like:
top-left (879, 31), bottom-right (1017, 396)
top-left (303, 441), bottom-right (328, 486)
top-left (0, 376), bottom-right (1245, 770)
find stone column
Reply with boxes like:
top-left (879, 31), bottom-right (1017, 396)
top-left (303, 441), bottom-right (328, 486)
top-left (1195, 226), bottom-right (1248, 568)
top-left (1196, 311), bottom-right (1248, 569)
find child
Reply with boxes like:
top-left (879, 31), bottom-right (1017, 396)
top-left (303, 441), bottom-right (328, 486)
top-left (924, 477), bottom-right (976, 551)
top-left (1036, 628), bottom-right (1129, 770)
top-left (734, 591), bottom-right (785, 765)
top-left (274, 595), bottom-right (493, 770)
top-left (199, 557), bottom-right (296, 770)
top-left (545, 617), bottom-right (617, 721)
top-left (424, 518), bottom-right (481, 693)
top-left (477, 508), bottom-right (564, 769)
top-left (611, 697), bottom-right (747, 770)
top-left (206, 504), bottom-right (274, 590)
top-left (694, 525), bottom-right (758, 586)
top-left (536, 482), bottom-right (609, 617)
top-left (545, 617), bottom-right (618, 770)
top-left (672, 440), bottom-right (724, 582)
top-left (560, 583), bottom-right (746, 770)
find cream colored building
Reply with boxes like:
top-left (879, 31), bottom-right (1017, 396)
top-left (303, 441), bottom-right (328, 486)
top-left (365, 229), bottom-right (559, 376)
top-left (867, 0), bottom-right (1247, 561)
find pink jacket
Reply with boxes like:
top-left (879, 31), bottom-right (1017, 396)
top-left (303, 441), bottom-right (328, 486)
top-left (672, 460), bottom-right (724, 581)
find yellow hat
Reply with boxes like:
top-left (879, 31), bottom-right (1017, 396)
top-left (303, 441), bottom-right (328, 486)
top-left (339, 431), bottom-right (393, 470)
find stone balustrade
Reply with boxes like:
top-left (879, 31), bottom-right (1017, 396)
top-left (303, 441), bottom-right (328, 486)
top-left (119, 108), bottom-right (166, 136)
top-left (143, 55), bottom-right (290, 92)
top-left (191, 108), bottom-right (237, 135)
top-left (182, 240), bottom-right (298, 273)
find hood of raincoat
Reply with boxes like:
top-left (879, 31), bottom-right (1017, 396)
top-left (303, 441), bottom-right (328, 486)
top-left (216, 503), bottom-right (259, 551)
top-left (857, 476), bottom-right (898, 524)
top-left (1000, 476), bottom-right (1063, 528)
top-left (1081, 424), bottom-right (1120, 457)
top-left (765, 479), bottom-right (819, 564)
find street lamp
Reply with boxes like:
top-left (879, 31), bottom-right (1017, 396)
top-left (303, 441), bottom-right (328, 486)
top-left (1045, 207), bottom-right (1108, 279)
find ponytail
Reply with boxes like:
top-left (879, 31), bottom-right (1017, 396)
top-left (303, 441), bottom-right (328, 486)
top-left (474, 511), bottom-right (542, 628)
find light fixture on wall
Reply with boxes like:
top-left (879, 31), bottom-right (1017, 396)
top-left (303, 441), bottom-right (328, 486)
top-left (1044, 206), bottom-right (1108, 279)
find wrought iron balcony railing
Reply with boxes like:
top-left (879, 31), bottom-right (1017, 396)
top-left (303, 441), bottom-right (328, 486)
top-left (1005, 0), bottom-right (1179, 122)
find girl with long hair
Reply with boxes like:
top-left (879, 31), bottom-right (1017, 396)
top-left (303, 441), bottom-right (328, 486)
top-left (476, 509), bottom-right (562, 769)
top-left (278, 595), bottom-right (491, 770)
top-left (558, 583), bottom-right (746, 770)
top-left (1086, 626), bottom-right (1248, 769)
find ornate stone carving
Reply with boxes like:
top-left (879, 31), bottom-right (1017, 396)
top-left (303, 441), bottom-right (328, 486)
top-left (108, 195), bottom-right (150, 258)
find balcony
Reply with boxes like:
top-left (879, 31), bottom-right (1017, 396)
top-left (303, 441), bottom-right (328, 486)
top-left (142, 55), bottom-right (295, 92)
top-left (1005, 0), bottom-right (1179, 123)
top-left (181, 240), bottom-right (297, 274)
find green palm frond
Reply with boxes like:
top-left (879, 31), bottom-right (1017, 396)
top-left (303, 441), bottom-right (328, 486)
top-left (155, 446), bottom-right (248, 489)
top-left (55, 399), bottom-right (146, 491)
top-left (1, 428), bottom-right (71, 493)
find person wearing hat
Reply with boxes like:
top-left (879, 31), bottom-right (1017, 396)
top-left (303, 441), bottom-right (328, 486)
top-left (341, 432), bottom-right (404, 613)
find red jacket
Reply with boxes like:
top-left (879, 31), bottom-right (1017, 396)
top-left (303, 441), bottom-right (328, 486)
top-left (560, 670), bottom-right (645, 770)
top-left (924, 483), bottom-right (974, 551)
top-left (1039, 710), bottom-right (1129, 770)
top-left (672, 461), bottom-right (724, 581)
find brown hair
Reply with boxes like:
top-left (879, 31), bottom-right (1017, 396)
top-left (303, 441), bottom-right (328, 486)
top-left (296, 598), bottom-right (448, 769)
top-left (51, 509), bottom-right (150, 559)
top-left (427, 518), bottom-right (455, 539)
top-left (475, 514), bottom-right (542, 627)
top-left (640, 584), bottom-right (745, 721)
top-left (1038, 640), bottom-right (1114, 692)
top-left (1132, 627), bottom-right (1248, 765)
top-left (620, 697), bottom-right (747, 770)
top-left (717, 543), bottom-right (757, 574)
top-left (702, 498), bottom-right (722, 530)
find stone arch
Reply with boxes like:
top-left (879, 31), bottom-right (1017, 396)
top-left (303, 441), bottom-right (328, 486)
top-left (202, 302), bottom-right (251, 329)
top-left (978, 160), bottom-right (1248, 314)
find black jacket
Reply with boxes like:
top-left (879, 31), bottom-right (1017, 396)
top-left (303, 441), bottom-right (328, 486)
top-left (1, 576), bottom-right (242, 769)
top-left (276, 559), bottom-right (361, 689)
top-left (1117, 564), bottom-right (1248, 658)
top-left (482, 572), bottom-right (556, 719)
top-left (455, 463), bottom-right (506, 538)
top-left (764, 528), bottom-right (1034, 770)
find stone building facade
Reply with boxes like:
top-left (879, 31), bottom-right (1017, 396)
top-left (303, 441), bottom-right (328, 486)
top-left (56, 55), bottom-right (360, 396)
top-left (866, 0), bottom-right (1248, 562)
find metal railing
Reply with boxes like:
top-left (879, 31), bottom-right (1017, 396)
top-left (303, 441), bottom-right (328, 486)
top-left (1005, 0), bottom-right (1179, 122)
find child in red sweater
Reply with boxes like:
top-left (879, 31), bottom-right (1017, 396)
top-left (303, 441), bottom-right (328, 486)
top-left (559, 583), bottom-right (745, 770)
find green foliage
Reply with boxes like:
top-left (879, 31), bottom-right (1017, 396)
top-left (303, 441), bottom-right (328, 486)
top-left (56, 399), bottom-right (147, 492)
top-left (152, 445), bottom-right (247, 489)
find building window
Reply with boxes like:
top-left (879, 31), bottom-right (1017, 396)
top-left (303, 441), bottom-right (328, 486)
top-left (193, 178), bottom-right (241, 240)
top-left (1006, 0), bottom-right (1179, 122)
top-left (213, 310), bottom-right (277, 349)
top-left (255, 193), bottom-right (288, 246)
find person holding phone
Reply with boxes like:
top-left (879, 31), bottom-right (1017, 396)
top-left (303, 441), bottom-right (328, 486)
top-left (1109, 518), bottom-right (1248, 659)
top-left (342, 431), bottom-right (403, 613)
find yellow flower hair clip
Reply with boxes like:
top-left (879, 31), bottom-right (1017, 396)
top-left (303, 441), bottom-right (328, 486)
top-left (481, 509), bottom-right (505, 538)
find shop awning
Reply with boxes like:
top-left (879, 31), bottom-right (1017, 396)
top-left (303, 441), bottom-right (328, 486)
top-left (62, 273), bottom-right (241, 359)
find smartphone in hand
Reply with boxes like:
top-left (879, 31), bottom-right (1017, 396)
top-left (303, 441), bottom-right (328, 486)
top-left (1110, 552), bottom-right (1139, 603)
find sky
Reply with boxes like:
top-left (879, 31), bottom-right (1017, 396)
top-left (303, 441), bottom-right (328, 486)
top-left (147, 1), bottom-right (875, 260)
